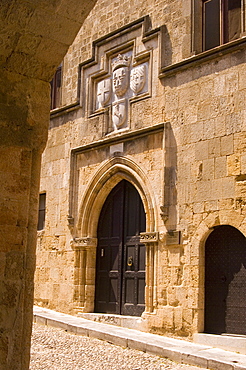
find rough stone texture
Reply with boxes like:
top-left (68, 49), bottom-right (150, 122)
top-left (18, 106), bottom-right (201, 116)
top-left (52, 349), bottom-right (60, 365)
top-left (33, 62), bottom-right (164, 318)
top-left (30, 322), bottom-right (206, 370)
top-left (35, 0), bottom-right (246, 344)
top-left (0, 0), bottom-right (97, 369)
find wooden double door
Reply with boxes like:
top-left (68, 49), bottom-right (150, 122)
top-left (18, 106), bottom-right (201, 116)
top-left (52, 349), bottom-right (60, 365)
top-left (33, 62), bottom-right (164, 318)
top-left (205, 225), bottom-right (246, 334)
top-left (95, 180), bottom-right (146, 316)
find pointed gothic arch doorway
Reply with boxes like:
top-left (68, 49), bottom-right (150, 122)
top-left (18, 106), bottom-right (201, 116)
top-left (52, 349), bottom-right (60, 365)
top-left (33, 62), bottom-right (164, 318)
top-left (95, 180), bottom-right (146, 316)
top-left (205, 225), bottom-right (246, 334)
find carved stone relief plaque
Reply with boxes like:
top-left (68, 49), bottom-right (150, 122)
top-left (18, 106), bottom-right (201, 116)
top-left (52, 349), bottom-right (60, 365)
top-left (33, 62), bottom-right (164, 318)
top-left (95, 53), bottom-right (148, 132)
top-left (97, 79), bottom-right (111, 109)
top-left (112, 54), bottom-right (130, 97)
top-left (80, 17), bottom-right (165, 135)
top-left (130, 64), bottom-right (146, 95)
top-left (112, 99), bottom-right (127, 129)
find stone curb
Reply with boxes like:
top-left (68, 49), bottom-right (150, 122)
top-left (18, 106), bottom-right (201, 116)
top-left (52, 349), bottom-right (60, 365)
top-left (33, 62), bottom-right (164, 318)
top-left (33, 306), bottom-right (246, 370)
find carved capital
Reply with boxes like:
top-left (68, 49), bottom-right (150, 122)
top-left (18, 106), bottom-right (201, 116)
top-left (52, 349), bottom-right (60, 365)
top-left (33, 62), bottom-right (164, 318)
top-left (140, 232), bottom-right (159, 244)
top-left (71, 237), bottom-right (97, 249)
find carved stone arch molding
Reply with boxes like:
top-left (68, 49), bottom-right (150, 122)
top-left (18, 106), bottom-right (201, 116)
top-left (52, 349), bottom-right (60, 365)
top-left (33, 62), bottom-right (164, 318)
top-left (78, 156), bottom-right (156, 236)
top-left (72, 156), bottom-right (159, 313)
top-left (190, 209), bottom-right (246, 333)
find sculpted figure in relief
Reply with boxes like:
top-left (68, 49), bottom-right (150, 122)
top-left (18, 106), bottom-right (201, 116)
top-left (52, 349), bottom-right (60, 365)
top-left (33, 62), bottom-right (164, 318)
top-left (130, 64), bottom-right (146, 94)
top-left (112, 54), bottom-right (130, 97)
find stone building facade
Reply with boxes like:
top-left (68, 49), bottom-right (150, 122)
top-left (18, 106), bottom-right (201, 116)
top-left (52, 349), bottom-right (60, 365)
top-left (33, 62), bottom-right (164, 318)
top-left (35, 0), bottom-right (246, 338)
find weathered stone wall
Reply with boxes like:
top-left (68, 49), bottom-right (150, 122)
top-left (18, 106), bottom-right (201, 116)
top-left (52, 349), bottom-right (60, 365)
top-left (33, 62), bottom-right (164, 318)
top-left (0, 0), bottom-right (97, 368)
top-left (35, 0), bottom-right (246, 337)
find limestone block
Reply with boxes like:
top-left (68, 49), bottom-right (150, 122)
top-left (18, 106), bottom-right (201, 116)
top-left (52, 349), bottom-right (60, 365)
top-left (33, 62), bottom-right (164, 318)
top-left (214, 114), bottom-right (226, 137)
top-left (210, 178), bottom-right (223, 200)
top-left (168, 247), bottom-right (181, 266)
top-left (173, 306), bottom-right (183, 331)
top-left (204, 212), bottom-right (220, 229)
top-left (182, 308), bottom-right (193, 327)
top-left (222, 177), bottom-right (235, 198)
top-left (218, 198), bottom-right (235, 210)
top-left (184, 104), bottom-right (198, 125)
top-left (195, 141), bottom-right (208, 161)
top-left (202, 158), bottom-right (214, 180)
top-left (225, 112), bottom-right (242, 135)
top-left (234, 132), bottom-right (246, 153)
top-left (187, 288), bottom-right (203, 309)
top-left (193, 202), bottom-right (204, 214)
top-left (160, 306), bottom-right (174, 330)
top-left (179, 83), bottom-right (199, 108)
top-left (175, 286), bottom-right (187, 306)
top-left (208, 137), bottom-right (220, 158)
top-left (220, 134), bottom-right (234, 156)
top-left (219, 210), bottom-right (243, 228)
top-left (180, 124), bottom-right (192, 145)
top-left (203, 119), bottom-right (215, 140)
top-left (195, 180), bottom-right (211, 202)
top-left (197, 101), bottom-right (211, 121)
top-left (214, 74), bottom-right (225, 96)
top-left (193, 213), bottom-right (203, 226)
top-left (190, 121), bottom-right (203, 143)
top-left (225, 71), bottom-right (239, 95)
top-left (167, 286), bottom-right (180, 307)
top-left (187, 265), bottom-right (200, 288)
top-left (204, 200), bottom-right (218, 212)
top-left (228, 153), bottom-right (241, 177)
top-left (215, 156), bottom-right (227, 178)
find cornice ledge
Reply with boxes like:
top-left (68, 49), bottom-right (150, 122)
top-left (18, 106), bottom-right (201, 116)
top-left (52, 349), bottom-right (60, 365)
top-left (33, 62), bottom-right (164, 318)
top-left (159, 36), bottom-right (246, 78)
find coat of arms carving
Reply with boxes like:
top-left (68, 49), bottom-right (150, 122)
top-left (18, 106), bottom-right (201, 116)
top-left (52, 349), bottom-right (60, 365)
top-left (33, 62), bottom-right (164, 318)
top-left (97, 79), bottom-right (111, 109)
top-left (95, 53), bottom-right (148, 132)
top-left (80, 16), bottom-right (164, 136)
top-left (130, 65), bottom-right (146, 95)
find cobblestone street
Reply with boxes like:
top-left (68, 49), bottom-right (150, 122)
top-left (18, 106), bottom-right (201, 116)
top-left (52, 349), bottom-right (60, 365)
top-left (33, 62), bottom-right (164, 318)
top-left (30, 323), bottom-right (206, 370)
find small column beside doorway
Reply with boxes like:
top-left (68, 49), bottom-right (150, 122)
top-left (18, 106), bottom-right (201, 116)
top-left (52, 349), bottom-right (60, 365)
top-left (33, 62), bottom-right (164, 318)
top-left (71, 237), bottom-right (97, 313)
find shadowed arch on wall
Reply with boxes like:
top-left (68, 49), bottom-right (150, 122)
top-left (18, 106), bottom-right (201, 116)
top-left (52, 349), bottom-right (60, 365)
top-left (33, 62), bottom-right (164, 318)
top-left (205, 225), bottom-right (246, 335)
top-left (189, 210), bottom-right (246, 334)
top-left (77, 156), bottom-right (157, 238)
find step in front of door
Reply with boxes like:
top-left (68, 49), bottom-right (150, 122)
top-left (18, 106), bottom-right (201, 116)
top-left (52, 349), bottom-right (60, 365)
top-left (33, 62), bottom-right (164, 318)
top-left (76, 312), bottom-right (148, 332)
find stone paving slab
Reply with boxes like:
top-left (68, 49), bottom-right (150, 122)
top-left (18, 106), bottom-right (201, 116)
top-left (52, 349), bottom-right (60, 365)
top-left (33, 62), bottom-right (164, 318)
top-left (33, 306), bottom-right (246, 370)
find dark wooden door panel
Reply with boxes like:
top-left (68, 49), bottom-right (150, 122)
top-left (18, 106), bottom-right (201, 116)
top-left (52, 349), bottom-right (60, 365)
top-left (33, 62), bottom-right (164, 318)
top-left (95, 180), bottom-right (146, 316)
top-left (205, 225), bottom-right (246, 335)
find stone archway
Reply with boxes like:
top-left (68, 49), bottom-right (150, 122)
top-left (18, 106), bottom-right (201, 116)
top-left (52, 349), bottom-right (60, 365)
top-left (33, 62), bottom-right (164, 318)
top-left (0, 1), bottom-right (97, 368)
top-left (205, 225), bottom-right (246, 335)
top-left (190, 209), bottom-right (246, 334)
top-left (72, 157), bottom-right (159, 315)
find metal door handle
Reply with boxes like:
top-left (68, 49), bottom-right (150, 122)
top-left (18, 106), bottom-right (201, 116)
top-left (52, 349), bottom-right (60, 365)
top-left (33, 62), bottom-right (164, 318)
top-left (127, 256), bottom-right (133, 266)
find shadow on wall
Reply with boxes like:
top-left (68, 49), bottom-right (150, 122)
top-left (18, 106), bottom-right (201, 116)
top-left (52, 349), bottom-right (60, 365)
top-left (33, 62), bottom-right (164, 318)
top-left (162, 24), bottom-right (173, 68)
top-left (162, 122), bottom-right (177, 231)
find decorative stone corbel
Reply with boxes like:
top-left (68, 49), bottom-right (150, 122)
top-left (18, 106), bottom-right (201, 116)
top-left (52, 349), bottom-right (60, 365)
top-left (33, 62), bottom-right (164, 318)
top-left (160, 205), bottom-right (169, 222)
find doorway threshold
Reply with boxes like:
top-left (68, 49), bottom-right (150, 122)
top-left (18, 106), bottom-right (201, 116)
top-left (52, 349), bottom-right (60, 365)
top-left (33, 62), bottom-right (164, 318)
top-left (193, 333), bottom-right (246, 355)
top-left (76, 312), bottom-right (147, 332)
